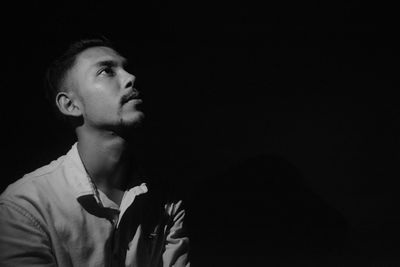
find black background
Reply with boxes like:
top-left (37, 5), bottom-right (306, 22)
top-left (2, 1), bottom-right (400, 265)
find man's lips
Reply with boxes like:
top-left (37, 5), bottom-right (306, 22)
top-left (126, 98), bottom-right (143, 104)
top-left (121, 90), bottom-right (141, 104)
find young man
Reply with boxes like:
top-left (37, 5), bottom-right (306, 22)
top-left (0, 38), bottom-right (190, 267)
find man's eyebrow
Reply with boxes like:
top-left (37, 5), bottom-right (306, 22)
top-left (93, 58), bottom-right (128, 68)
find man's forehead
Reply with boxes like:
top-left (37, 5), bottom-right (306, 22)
top-left (76, 46), bottom-right (126, 66)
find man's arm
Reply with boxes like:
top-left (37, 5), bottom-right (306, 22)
top-left (162, 200), bottom-right (190, 267)
top-left (0, 201), bottom-right (56, 267)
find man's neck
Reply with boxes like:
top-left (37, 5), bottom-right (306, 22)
top-left (76, 127), bottom-right (134, 206)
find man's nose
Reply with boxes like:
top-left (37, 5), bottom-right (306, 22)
top-left (124, 71), bottom-right (136, 89)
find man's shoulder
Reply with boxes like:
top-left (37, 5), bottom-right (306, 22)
top-left (164, 199), bottom-right (185, 216)
top-left (162, 200), bottom-right (186, 227)
top-left (0, 154), bottom-right (67, 202)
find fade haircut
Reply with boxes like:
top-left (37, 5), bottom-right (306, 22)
top-left (44, 37), bottom-right (116, 119)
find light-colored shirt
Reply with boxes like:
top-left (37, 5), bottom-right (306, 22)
top-left (0, 143), bottom-right (189, 267)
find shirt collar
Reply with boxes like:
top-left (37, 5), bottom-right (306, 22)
top-left (63, 142), bottom-right (148, 212)
top-left (64, 142), bottom-right (99, 201)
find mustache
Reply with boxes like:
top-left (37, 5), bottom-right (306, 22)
top-left (120, 89), bottom-right (140, 104)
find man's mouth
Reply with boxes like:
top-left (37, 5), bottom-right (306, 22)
top-left (127, 98), bottom-right (143, 105)
top-left (122, 90), bottom-right (141, 104)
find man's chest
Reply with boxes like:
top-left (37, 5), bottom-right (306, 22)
top-left (51, 207), bottom-right (167, 267)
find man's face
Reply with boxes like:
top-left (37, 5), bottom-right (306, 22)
top-left (67, 46), bottom-right (144, 132)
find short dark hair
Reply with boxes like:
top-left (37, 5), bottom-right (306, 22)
top-left (44, 37), bottom-right (116, 119)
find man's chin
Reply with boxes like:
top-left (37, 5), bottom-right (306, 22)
top-left (122, 112), bottom-right (145, 129)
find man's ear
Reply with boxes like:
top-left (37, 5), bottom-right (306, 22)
top-left (55, 91), bottom-right (82, 117)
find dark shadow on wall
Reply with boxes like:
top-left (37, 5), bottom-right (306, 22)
top-left (187, 154), bottom-right (349, 266)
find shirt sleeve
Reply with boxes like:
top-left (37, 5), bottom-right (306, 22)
top-left (0, 202), bottom-right (56, 267)
top-left (162, 200), bottom-right (190, 267)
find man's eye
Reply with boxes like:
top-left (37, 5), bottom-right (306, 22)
top-left (98, 67), bottom-right (115, 76)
